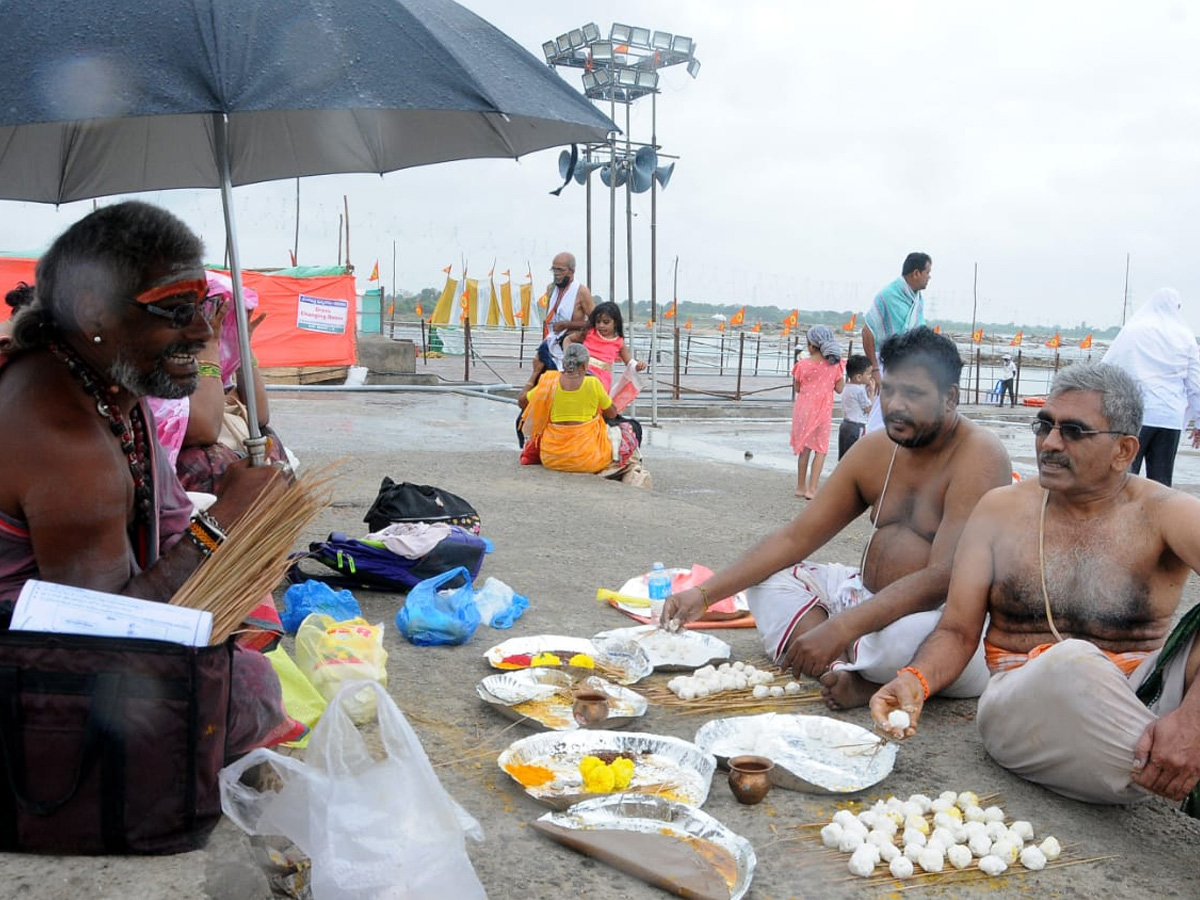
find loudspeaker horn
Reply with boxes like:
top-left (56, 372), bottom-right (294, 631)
top-left (572, 160), bottom-right (605, 184)
top-left (654, 161), bottom-right (675, 189)
top-left (600, 161), bottom-right (628, 188)
top-left (630, 146), bottom-right (658, 193)
top-left (557, 148), bottom-right (576, 181)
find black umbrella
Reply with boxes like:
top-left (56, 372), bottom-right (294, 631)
top-left (0, 0), bottom-right (614, 459)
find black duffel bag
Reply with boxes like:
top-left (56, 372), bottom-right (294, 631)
top-left (363, 477), bottom-right (481, 534)
top-left (0, 627), bottom-right (232, 855)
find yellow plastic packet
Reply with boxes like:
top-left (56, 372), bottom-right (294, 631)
top-left (264, 644), bottom-right (327, 748)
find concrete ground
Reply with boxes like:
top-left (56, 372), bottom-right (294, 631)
top-left (3, 388), bottom-right (1199, 900)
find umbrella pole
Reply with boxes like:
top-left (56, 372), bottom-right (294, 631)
top-left (214, 112), bottom-right (268, 466)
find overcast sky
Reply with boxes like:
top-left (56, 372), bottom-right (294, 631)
top-left (2, 1), bottom-right (1199, 331)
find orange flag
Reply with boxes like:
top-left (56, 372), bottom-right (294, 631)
top-left (664, 300), bottom-right (677, 319)
top-left (387, 302), bottom-right (395, 315)
top-left (537, 292), bottom-right (549, 308)
top-left (717, 322), bottom-right (726, 332)
top-left (1010, 331), bottom-right (1024, 346)
top-left (782, 309), bottom-right (799, 328)
top-left (841, 313), bottom-right (857, 332)
top-left (933, 324), bottom-right (942, 334)
top-left (729, 306), bottom-right (746, 326)
top-left (684, 318), bottom-right (692, 330)
top-left (415, 303), bottom-right (424, 317)
top-left (972, 328), bottom-right (983, 343)
top-left (442, 264), bottom-right (452, 274)
top-left (368, 261), bottom-right (379, 281)
top-left (1079, 334), bottom-right (1093, 349)
top-left (502, 270), bottom-right (511, 279)
top-left (1045, 333), bottom-right (1061, 348)
top-left (751, 321), bottom-right (762, 333)
top-left (781, 324), bottom-right (791, 336)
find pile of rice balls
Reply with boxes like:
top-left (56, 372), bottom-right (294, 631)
top-left (820, 791), bottom-right (1062, 879)
top-left (666, 662), bottom-right (804, 701)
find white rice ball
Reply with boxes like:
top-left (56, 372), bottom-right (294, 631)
top-left (866, 828), bottom-right (892, 848)
top-left (784, 681), bottom-right (801, 695)
top-left (968, 833), bottom-right (992, 858)
top-left (931, 826), bottom-right (956, 848)
top-left (878, 840), bottom-right (900, 863)
top-left (938, 790), bottom-right (958, 804)
top-left (769, 685), bottom-right (785, 698)
top-left (904, 813), bottom-right (930, 835)
top-left (1010, 820), bottom-right (1034, 842)
top-left (695, 665), bottom-right (716, 679)
top-left (917, 846), bottom-right (944, 874)
top-left (860, 842), bottom-right (882, 865)
top-left (733, 674), bottom-right (749, 691)
top-left (838, 831), bottom-right (865, 853)
top-left (832, 809), bottom-right (858, 829)
top-left (758, 671), bottom-right (775, 685)
top-left (848, 845), bottom-right (877, 877)
top-left (751, 684), bottom-right (770, 700)
top-left (873, 815), bottom-right (899, 837)
top-left (991, 838), bottom-right (1019, 864)
top-left (888, 709), bottom-right (911, 730)
top-left (857, 810), bottom-right (878, 829)
top-left (742, 664), bottom-right (757, 676)
top-left (1019, 845), bottom-right (1047, 871)
top-left (843, 819), bottom-right (869, 839)
top-left (889, 855), bottom-right (915, 879)
top-left (1004, 826), bottom-right (1025, 847)
top-left (964, 804), bottom-right (986, 823)
top-left (903, 842), bottom-right (925, 863)
top-left (718, 663), bottom-right (732, 673)
top-left (932, 811), bottom-right (958, 830)
top-left (885, 796), bottom-right (906, 814)
top-left (949, 823), bottom-right (969, 844)
top-left (901, 800), bottom-right (925, 819)
top-left (732, 661), bottom-right (746, 671)
top-left (964, 820), bottom-right (988, 839)
top-left (946, 843), bottom-right (972, 869)
top-left (956, 790), bottom-right (980, 810)
top-left (982, 805), bottom-right (1005, 823)
top-left (984, 821), bottom-right (1008, 842)
top-left (978, 854), bottom-right (1007, 877)
top-left (820, 822), bottom-right (843, 849)
top-left (694, 683), bottom-right (710, 699)
top-left (719, 674), bottom-right (738, 691)
top-left (901, 827), bottom-right (926, 848)
top-left (678, 686), bottom-right (696, 701)
top-left (930, 796), bottom-right (954, 815)
top-left (1039, 836), bottom-right (1062, 861)
top-left (908, 793), bottom-right (934, 813)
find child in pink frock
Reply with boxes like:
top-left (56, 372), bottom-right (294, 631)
top-left (566, 301), bottom-right (645, 393)
top-left (791, 325), bottom-right (845, 498)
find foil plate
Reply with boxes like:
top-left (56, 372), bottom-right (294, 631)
top-left (694, 713), bottom-right (896, 794)
top-left (484, 634), bottom-right (653, 685)
top-left (535, 795), bottom-right (756, 900)
top-left (592, 625), bottom-right (732, 671)
top-left (498, 730), bottom-right (716, 810)
top-left (476, 668), bottom-right (649, 731)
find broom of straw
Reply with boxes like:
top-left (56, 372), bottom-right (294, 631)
top-left (170, 465), bottom-right (337, 643)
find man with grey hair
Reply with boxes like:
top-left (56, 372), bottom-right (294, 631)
top-left (870, 362), bottom-right (1200, 811)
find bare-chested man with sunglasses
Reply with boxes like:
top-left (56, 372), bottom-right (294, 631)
top-left (872, 363), bottom-right (1200, 809)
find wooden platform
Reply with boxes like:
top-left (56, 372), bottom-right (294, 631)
top-left (259, 365), bottom-right (348, 386)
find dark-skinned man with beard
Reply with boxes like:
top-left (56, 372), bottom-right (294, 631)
top-left (0, 201), bottom-right (295, 754)
top-left (872, 363), bottom-right (1200, 810)
top-left (663, 327), bottom-right (1011, 709)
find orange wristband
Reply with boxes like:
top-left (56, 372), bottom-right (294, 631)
top-left (898, 666), bottom-right (931, 700)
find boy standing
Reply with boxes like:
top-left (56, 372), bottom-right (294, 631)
top-left (839, 354), bottom-right (874, 459)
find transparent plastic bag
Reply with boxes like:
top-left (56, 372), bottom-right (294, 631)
top-left (472, 577), bottom-right (529, 629)
top-left (295, 615), bottom-right (387, 724)
top-left (220, 681), bottom-right (486, 900)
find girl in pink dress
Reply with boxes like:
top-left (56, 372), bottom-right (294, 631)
top-left (566, 301), bottom-right (645, 393)
top-left (791, 325), bottom-right (845, 498)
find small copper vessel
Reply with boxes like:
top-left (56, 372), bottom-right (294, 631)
top-left (727, 755), bottom-right (775, 805)
top-left (572, 690), bottom-right (610, 727)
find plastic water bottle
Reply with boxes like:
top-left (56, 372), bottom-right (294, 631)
top-left (647, 562), bottom-right (672, 602)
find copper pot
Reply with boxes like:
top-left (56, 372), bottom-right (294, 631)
top-left (572, 690), bottom-right (610, 727)
top-left (727, 755), bottom-right (775, 805)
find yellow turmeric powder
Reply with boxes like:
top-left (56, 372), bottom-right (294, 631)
top-left (505, 762), bottom-right (556, 787)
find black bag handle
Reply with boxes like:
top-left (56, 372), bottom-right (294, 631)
top-left (0, 668), bottom-right (122, 816)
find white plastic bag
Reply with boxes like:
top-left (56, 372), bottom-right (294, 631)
top-left (220, 681), bottom-right (486, 900)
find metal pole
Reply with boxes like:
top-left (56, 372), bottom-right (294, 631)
top-left (736, 332), bottom-right (745, 401)
top-left (1014, 349), bottom-right (1022, 401)
top-left (609, 95), bottom-right (617, 313)
top-left (649, 92), bottom-right (659, 427)
top-left (974, 347), bottom-right (981, 404)
top-left (421, 318), bottom-right (427, 363)
top-left (970, 262), bottom-right (978, 339)
top-left (585, 145), bottom-right (593, 289)
top-left (464, 317), bottom-right (471, 382)
top-left (292, 177), bottom-right (300, 266)
top-left (213, 112), bottom-right (267, 465)
top-left (625, 103), bottom-right (634, 332)
top-left (343, 195), bottom-right (351, 270)
top-left (684, 331), bottom-right (692, 375)
top-left (1122, 252), bottom-right (1131, 325)
top-left (673, 327), bottom-right (680, 400)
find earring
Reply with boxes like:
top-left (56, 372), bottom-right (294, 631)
top-left (92, 335), bottom-right (102, 344)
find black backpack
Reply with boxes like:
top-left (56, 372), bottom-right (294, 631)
top-left (363, 478), bottom-right (481, 534)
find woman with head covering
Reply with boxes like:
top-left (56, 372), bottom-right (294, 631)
top-left (790, 324), bottom-right (845, 498)
top-left (1102, 287), bottom-right (1200, 486)
top-left (518, 343), bottom-right (640, 474)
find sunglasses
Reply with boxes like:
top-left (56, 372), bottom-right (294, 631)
top-left (1030, 420), bottom-right (1127, 442)
top-left (125, 293), bottom-right (223, 329)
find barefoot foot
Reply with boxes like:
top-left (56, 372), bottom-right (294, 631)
top-left (803, 491), bottom-right (815, 500)
top-left (819, 669), bottom-right (878, 710)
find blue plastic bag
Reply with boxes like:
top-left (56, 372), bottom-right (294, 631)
top-left (281, 580), bottom-right (362, 634)
top-left (396, 567), bottom-right (481, 646)
top-left (472, 578), bottom-right (530, 629)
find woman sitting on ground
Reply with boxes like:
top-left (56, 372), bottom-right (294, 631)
top-left (519, 343), bottom-right (639, 473)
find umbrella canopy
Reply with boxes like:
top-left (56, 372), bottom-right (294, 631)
top-left (0, 0), bottom-right (614, 202)
top-left (0, 0), bottom-right (613, 459)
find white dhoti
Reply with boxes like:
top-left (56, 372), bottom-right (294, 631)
top-left (746, 562), bottom-right (990, 697)
top-left (976, 636), bottom-right (1196, 804)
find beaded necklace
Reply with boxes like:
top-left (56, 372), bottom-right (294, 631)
top-left (46, 340), bottom-right (154, 542)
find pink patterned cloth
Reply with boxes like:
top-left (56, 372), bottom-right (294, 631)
top-left (790, 357), bottom-right (844, 454)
